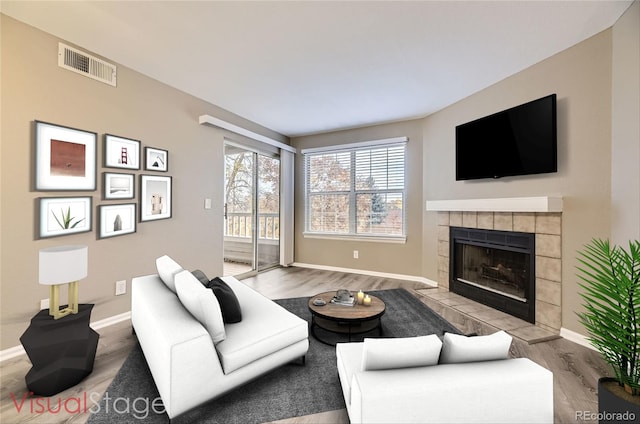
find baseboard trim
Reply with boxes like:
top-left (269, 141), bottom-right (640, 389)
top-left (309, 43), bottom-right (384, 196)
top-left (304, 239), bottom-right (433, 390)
top-left (0, 345), bottom-right (26, 362)
top-left (560, 327), bottom-right (596, 351)
top-left (90, 311), bottom-right (131, 331)
top-left (0, 311), bottom-right (132, 362)
top-left (291, 262), bottom-right (438, 287)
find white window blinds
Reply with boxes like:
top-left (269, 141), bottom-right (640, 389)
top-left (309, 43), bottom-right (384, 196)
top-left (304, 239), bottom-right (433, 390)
top-left (303, 138), bottom-right (406, 239)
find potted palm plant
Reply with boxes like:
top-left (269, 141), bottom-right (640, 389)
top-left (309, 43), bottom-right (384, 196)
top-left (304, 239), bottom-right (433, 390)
top-left (576, 239), bottom-right (640, 422)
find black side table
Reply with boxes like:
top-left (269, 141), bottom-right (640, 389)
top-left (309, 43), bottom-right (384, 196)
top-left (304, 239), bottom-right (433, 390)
top-left (20, 304), bottom-right (99, 396)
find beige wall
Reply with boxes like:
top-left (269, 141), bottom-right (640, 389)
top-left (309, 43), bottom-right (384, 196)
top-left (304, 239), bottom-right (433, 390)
top-left (611, 0), bottom-right (640, 244)
top-left (0, 15), bottom-right (288, 350)
top-left (292, 119), bottom-right (424, 278)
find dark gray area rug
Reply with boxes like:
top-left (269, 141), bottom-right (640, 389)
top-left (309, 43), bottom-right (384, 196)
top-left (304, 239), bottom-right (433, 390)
top-left (87, 288), bottom-right (461, 424)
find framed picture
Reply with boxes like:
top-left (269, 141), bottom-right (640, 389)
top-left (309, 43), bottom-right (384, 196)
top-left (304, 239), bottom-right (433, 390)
top-left (140, 175), bottom-right (172, 221)
top-left (35, 121), bottom-right (97, 191)
top-left (99, 203), bottom-right (136, 238)
top-left (103, 172), bottom-right (135, 200)
top-left (104, 134), bottom-right (140, 169)
top-left (144, 147), bottom-right (168, 172)
top-left (38, 196), bottom-right (92, 238)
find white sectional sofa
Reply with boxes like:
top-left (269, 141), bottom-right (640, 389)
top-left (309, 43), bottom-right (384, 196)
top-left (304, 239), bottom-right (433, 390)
top-left (336, 332), bottom-right (553, 423)
top-left (131, 256), bottom-right (309, 419)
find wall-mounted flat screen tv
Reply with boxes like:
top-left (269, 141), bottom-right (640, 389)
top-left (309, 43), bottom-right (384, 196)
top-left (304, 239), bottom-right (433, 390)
top-left (455, 94), bottom-right (557, 181)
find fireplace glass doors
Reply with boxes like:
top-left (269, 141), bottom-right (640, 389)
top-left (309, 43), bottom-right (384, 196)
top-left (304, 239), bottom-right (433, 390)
top-left (456, 244), bottom-right (528, 300)
top-left (450, 227), bottom-right (535, 323)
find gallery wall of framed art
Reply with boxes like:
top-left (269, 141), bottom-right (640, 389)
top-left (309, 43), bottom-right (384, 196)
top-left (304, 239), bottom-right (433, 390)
top-left (33, 120), bottom-right (172, 240)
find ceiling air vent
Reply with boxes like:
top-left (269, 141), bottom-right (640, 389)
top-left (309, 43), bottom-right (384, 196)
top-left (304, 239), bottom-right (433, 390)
top-left (58, 43), bottom-right (117, 87)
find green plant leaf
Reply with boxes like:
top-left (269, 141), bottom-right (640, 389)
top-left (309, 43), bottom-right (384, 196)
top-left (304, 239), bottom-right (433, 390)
top-left (69, 218), bottom-right (85, 229)
top-left (52, 209), bottom-right (64, 229)
top-left (576, 238), bottom-right (640, 393)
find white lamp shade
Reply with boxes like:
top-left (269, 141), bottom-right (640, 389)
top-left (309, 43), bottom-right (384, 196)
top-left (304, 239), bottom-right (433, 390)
top-left (39, 245), bottom-right (88, 285)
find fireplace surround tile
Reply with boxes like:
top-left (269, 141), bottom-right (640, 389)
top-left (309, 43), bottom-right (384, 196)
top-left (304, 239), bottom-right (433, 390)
top-left (477, 212), bottom-right (494, 229)
top-left (536, 300), bottom-right (561, 331)
top-left (450, 211), bottom-right (463, 227)
top-left (437, 211), bottom-right (450, 226)
top-left (536, 278), bottom-right (561, 306)
top-left (536, 234), bottom-right (562, 258)
top-left (427, 291), bottom-right (469, 306)
top-left (513, 213), bottom-right (536, 232)
top-left (472, 307), bottom-right (515, 322)
top-left (415, 287), bottom-right (560, 343)
top-left (455, 302), bottom-right (495, 315)
top-left (462, 211), bottom-right (477, 228)
top-left (535, 213), bottom-right (561, 234)
top-left (536, 256), bottom-right (562, 282)
top-left (437, 224), bottom-right (449, 241)
top-left (509, 324), bottom-right (559, 343)
top-left (436, 210), bottom-right (562, 333)
top-left (437, 240), bottom-right (449, 257)
top-left (489, 315), bottom-right (532, 331)
top-left (493, 212), bottom-right (513, 230)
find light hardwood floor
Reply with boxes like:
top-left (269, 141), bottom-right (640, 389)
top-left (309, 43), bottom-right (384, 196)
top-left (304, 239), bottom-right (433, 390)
top-left (1, 266), bottom-right (608, 423)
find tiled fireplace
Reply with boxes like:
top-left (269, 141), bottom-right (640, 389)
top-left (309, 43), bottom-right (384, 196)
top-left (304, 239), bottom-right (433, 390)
top-left (431, 200), bottom-right (562, 334)
top-left (450, 226), bottom-right (536, 323)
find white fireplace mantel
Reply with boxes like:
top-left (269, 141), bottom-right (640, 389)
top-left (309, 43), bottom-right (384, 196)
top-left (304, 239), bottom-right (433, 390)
top-left (425, 196), bottom-right (563, 213)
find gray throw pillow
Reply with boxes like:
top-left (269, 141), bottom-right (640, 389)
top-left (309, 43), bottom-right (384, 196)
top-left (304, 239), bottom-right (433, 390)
top-left (191, 269), bottom-right (210, 286)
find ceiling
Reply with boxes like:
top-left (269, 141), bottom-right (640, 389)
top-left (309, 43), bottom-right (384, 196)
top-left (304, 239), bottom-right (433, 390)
top-left (1, 1), bottom-right (633, 137)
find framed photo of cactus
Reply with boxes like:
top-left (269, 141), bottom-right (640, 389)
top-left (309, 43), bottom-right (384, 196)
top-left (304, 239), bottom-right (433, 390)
top-left (140, 175), bottom-right (172, 222)
top-left (35, 121), bottom-right (97, 191)
top-left (38, 196), bottom-right (92, 238)
top-left (99, 203), bottom-right (136, 238)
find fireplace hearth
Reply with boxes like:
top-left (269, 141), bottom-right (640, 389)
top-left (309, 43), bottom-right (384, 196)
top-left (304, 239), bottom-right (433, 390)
top-left (450, 227), bottom-right (536, 323)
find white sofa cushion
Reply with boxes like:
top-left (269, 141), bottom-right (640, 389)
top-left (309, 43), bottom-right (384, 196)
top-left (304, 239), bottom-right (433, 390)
top-left (215, 277), bottom-right (308, 374)
top-left (439, 330), bottom-right (512, 364)
top-left (361, 335), bottom-right (442, 371)
top-left (336, 342), bottom-right (362, 407)
top-left (156, 255), bottom-right (184, 293)
top-left (174, 270), bottom-right (226, 344)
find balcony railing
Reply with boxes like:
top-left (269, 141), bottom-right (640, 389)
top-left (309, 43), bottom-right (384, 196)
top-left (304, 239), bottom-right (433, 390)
top-left (224, 212), bottom-right (279, 240)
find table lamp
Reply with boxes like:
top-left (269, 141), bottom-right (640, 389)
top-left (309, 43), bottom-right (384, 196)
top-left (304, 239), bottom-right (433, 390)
top-left (39, 245), bottom-right (88, 319)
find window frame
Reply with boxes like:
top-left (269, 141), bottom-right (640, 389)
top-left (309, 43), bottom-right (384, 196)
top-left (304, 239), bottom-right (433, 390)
top-left (302, 137), bottom-right (407, 243)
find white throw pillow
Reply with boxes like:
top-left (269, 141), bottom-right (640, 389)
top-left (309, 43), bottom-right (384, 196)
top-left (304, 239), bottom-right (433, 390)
top-left (156, 255), bottom-right (183, 293)
top-left (174, 270), bottom-right (226, 344)
top-left (439, 330), bottom-right (512, 364)
top-left (361, 335), bottom-right (443, 371)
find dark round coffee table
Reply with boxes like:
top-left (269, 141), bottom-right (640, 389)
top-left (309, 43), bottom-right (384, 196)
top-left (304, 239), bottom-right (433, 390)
top-left (308, 291), bottom-right (386, 345)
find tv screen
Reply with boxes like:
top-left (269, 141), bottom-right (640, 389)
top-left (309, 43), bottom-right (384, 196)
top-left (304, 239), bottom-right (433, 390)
top-left (455, 94), bottom-right (557, 181)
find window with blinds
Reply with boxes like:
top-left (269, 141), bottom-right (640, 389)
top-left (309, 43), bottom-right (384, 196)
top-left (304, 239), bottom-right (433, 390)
top-left (303, 139), bottom-right (406, 240)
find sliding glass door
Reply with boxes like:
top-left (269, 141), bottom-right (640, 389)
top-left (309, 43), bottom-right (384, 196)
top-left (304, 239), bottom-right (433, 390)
top-left (223, 143), bottom-right (280, 276)
top-left (256, 154), bottom-right (280, 271)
